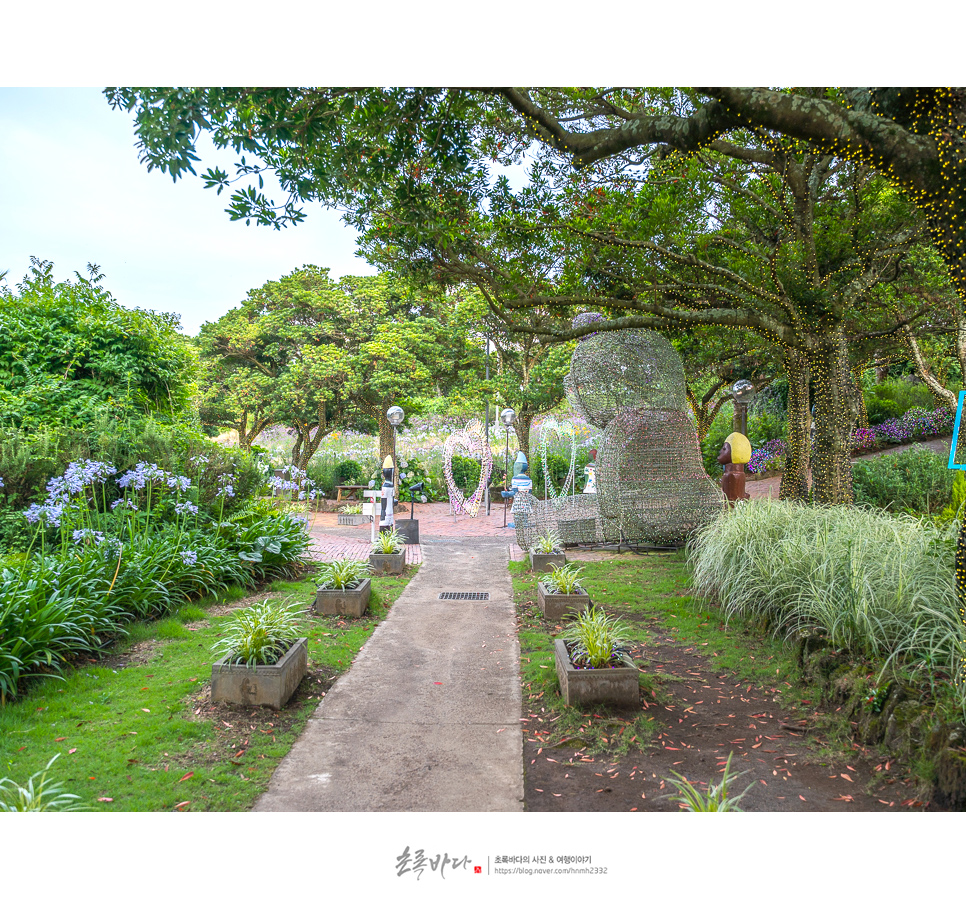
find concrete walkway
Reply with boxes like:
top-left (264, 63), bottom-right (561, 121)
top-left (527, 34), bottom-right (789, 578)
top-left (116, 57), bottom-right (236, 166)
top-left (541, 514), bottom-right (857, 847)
top-left (253, 532), bottom-right (524, 812)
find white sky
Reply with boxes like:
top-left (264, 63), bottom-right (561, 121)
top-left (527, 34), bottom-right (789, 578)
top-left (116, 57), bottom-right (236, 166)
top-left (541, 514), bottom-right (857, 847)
top-left (0, 87), bottom-right (377, 336)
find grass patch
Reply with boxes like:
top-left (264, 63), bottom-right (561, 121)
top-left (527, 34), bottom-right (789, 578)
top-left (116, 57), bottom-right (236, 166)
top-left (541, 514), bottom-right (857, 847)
top-left (513, 552), bottom-right (815, 757)
top-left (0, 565), bottom-right (418, 812)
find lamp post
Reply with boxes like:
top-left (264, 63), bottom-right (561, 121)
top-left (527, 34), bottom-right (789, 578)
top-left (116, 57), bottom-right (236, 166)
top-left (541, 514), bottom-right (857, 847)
top-left (387, 404), bottom-right (404, 489)
top-left (731, 379), bottom-right (754, 436)
top-left (500, 407), bottom-right (516, 527)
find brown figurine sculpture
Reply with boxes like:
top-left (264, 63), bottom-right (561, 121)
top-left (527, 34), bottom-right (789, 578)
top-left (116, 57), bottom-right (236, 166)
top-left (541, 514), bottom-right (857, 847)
top-left (718, 432), bottom-right (752, 503)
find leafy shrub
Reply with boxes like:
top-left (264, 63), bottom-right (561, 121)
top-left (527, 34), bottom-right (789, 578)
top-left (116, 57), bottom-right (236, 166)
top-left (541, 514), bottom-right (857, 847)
top-left (867, 379), bottom-right (935, 417)
top-left (449, 455), bottom-right (483, 493)
top-left (853, 446), bottom-right (955, 515)
top-left (530, 452), bottom-right (571, 498)
top-left (747, 411), bottom-right (787, 448)
top-left (397, 455), bottom-right (446, 502)
top-left (306, 454), bottom-right (337, 495)
top-left (701, 406), bottom-right (734, 477)
top-left (866, 396), bottom-right (902, 426)
top-left (335, 459), bottom-right (364, 485)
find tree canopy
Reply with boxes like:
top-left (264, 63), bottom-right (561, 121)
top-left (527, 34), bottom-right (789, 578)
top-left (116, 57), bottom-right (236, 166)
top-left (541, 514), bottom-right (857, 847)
top-left (197, 268), bottom-right (478, 467)
top-left (107, 86), bottom-right (966, 501)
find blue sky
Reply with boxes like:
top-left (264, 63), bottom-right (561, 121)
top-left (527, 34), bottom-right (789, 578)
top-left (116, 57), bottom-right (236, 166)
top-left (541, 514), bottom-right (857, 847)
top-left (0, 87), bottom-right (377, 336)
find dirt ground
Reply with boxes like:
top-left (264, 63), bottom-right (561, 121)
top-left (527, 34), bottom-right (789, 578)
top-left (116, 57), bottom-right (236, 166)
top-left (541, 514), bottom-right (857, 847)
top-left (522, 626), bottom-right (929, 812)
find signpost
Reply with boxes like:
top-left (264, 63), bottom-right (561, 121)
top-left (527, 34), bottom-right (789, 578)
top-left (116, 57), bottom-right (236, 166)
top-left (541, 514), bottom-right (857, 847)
top-left (363, 490), bottom-right (382, 544)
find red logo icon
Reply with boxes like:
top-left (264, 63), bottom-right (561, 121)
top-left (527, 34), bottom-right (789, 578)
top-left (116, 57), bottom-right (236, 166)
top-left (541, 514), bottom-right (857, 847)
top-left (474, 866), bottom-right (482, 874)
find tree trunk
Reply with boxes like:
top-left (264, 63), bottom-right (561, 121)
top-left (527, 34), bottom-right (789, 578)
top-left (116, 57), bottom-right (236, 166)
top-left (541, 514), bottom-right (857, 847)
top-left (854, 364), bottom-right (869, 429)
top-left (686, 382), bottom-right (729, 443)
top-left (514, 411), bottom-right (534, 463)
top-left (807, 332), bottom-right (861, 505)
top-left (376, 401), bottom-right (400, 497)
top-left (236, 410), bottom-right (270, 451)
top-left (902, 322), bottom-right (960, 412)
top-left (779, 348), bottom-right (811, 502)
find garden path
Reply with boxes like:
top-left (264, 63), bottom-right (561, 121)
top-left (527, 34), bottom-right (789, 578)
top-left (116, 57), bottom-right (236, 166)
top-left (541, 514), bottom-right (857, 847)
top-left (254, 527), bottom-right (525, 811)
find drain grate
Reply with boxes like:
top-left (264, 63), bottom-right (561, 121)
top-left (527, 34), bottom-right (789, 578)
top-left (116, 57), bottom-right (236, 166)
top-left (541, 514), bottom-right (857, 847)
top-left (438, 592), bottom-right (490, 601)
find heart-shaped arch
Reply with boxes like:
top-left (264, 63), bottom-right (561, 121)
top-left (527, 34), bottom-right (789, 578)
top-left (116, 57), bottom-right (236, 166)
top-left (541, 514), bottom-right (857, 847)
top-left (538, 418), bottom-right (577, 502)
top-left (443, 420), bottom-right (493, 517)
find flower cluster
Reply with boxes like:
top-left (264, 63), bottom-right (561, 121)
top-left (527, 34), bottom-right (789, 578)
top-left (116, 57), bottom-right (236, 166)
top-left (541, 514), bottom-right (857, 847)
top-left (116, 462), bottom-right (169, 490)
top-left (25, 460), bottom-right (120, 525)
top-left (746, 439), bottom-right (787, 475)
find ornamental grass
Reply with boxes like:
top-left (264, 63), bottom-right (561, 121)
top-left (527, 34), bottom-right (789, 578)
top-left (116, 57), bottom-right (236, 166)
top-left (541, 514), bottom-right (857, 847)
top-left (688, 500), bottom-right (963, 704)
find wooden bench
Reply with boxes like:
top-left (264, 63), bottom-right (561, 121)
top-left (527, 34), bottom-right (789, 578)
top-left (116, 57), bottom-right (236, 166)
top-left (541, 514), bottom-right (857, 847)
top-left (335, 484), bottom-right (366, 503)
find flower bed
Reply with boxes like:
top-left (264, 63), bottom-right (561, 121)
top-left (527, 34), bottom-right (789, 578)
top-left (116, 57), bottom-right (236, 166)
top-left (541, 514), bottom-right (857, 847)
top-left (0, 457), bottom-right (309, 702)
top-left (746, 405), bottom-right (955, 476)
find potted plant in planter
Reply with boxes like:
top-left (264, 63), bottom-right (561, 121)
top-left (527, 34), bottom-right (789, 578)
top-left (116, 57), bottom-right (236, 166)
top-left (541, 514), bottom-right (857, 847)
top-left (538, 563), bottom-right (592, 621)
top-left (369, 526), bottom-right (407, 575)
top-left (554, 605), bottom-right (640, 709)
top-left (530, 529), bottom-right (567, 573)
top-left (210, 599), bottom-right (308, 710)
top-left (315, 558), bottom-right (372, 618)
top-left (337, 504), bottom-right (367, 526)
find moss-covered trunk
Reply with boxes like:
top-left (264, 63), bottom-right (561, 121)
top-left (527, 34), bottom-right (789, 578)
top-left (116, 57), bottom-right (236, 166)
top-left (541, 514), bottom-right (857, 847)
top-left (779, 347), bottom-right (811, 502)
top-left (807, 332), bottom-right (861, 505)
top-left (514, 411), bottom-right (534, 463)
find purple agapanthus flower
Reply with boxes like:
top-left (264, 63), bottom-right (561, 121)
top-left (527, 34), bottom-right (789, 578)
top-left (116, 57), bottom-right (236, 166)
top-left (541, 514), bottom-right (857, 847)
top-left (47, 460), bottom-right (117, 502)
top-left (23, 500), bottom-right (65, 527)
top-left (116, 462), bottom-right (169, 490)
top-left (180, 550), bottom-right (198, 565)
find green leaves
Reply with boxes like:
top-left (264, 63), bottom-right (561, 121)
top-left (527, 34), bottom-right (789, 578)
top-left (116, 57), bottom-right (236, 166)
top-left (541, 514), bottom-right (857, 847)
top-left (0, 259), bottom-right (197, 428)
top-left (211, 599), bottom-right (302, 668)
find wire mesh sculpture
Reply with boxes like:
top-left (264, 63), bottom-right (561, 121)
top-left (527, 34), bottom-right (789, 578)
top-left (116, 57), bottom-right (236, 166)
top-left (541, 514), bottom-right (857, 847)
top-left (443, 420), bottom-right (493, 518)
top-left (513, 314), bottom-right (723, 549)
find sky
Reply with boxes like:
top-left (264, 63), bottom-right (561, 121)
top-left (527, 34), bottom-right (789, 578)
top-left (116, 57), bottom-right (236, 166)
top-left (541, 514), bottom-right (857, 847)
top-left (0, 87), bottom-right (378, 336)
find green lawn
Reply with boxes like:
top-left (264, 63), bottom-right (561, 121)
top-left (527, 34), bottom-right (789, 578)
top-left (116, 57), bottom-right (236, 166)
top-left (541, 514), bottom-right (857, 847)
top-left (0, 566), bottom-right (416, 812)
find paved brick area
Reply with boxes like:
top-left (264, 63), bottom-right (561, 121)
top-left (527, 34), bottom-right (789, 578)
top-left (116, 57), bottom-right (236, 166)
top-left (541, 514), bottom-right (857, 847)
top-left (303, 500), bottom-right (523, 564)
top-left (304, 437), bottom-right (952, 563)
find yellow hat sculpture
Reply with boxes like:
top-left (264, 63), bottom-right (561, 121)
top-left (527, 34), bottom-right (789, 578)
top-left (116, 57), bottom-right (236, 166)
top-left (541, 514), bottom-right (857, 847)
top-left (724, 432), bottom-right (752, 464)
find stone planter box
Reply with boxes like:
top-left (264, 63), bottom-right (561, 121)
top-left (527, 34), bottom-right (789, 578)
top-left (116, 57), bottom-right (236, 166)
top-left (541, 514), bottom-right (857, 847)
top-left (315, 578), bottom-right (371, 619)
top-left (395, 518), bottom-right (419, 545)
top-left (337, 513), bottom-right (370, 526)
top-left (369, 550), bottom-right (406, 575)
top-left (537, 582), bottom-right (591, 621)
top-left (554, 638), bottom-right (639, 709)
top-left (210, 638), bottom-right (308, 710)
top-left (530, 550), bottom-right (567, 573)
